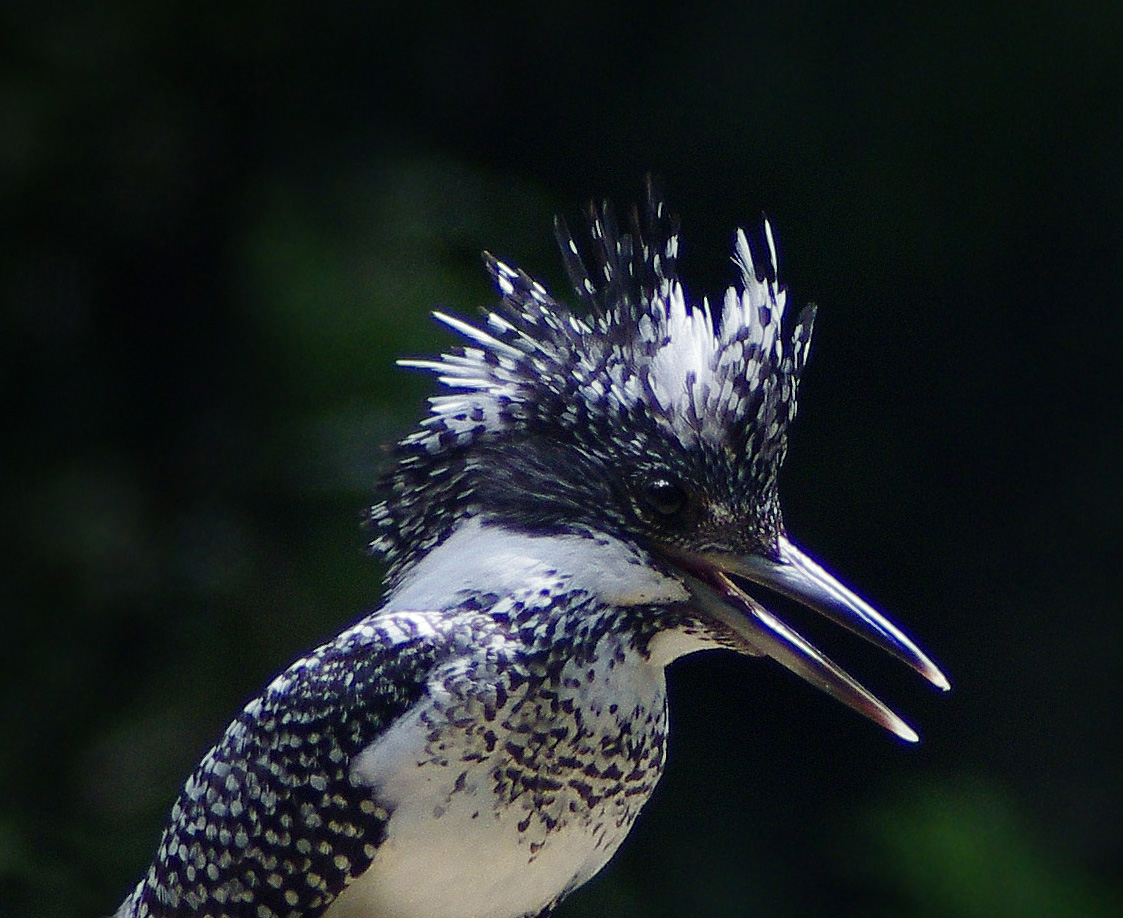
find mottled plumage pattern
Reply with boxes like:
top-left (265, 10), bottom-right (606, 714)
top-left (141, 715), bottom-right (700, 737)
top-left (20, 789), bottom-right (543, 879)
top-left (117, 619), bottom-right (438, 916)
top-left (119, 524), bottom-right (704, 918)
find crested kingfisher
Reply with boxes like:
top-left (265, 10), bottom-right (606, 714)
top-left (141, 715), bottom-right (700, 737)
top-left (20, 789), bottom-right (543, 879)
top-left (116, 181), bottom-right (948, 918)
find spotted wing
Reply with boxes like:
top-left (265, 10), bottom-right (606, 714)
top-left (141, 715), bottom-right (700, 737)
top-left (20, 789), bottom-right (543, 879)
top-left (116, 616), bottom-right (444, 918)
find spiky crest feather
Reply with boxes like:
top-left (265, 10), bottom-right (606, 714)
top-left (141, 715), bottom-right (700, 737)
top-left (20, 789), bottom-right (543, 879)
top-left (368, 183), bottom-right (816, 579)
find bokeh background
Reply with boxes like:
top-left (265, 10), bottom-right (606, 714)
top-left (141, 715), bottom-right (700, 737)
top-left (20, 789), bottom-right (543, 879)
top-left (3, 2), bottom-right (1121, 916)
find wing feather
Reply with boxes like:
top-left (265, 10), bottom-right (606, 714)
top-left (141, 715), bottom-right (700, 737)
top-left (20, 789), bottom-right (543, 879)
top-left (117, 614), bottom-right (445, 918)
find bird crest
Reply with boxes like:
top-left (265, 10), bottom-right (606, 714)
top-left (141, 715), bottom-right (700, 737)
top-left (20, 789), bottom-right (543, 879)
top-left (370, 183), bottom-right (817, 574)
top-left (400, 184), bottom-right (815, 456)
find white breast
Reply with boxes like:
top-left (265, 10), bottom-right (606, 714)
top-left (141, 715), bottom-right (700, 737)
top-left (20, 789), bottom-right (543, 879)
top-left (324, 520), bottom-right (691, 918)
top-left (325, 787), bottom-right (622, 918)
top-left (329, 634), bottom-right (669, 918)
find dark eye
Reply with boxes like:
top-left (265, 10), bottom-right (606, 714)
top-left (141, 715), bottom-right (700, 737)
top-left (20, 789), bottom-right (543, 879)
top-left (642, 477), bottom-right (687, 518)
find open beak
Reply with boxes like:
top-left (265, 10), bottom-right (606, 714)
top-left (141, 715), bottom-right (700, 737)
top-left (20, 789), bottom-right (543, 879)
top-left (666, 535), bottom-right (949, 742)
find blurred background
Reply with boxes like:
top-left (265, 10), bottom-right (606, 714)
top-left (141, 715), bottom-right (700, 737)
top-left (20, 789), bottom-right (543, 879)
top-left (3, 2), bottom-right (1121, 916)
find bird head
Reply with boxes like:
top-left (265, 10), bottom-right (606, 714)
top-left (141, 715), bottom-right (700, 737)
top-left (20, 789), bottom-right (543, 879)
top-left (369, 180), bottom-right (948, 740)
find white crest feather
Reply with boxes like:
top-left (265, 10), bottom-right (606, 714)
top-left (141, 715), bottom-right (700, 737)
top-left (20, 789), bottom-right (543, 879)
top-left (399, 207), bottom-right (812, 454)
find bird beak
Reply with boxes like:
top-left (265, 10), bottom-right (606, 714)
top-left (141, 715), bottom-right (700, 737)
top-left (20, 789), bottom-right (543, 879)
top-left (666, 535), bottom-right (949, 742)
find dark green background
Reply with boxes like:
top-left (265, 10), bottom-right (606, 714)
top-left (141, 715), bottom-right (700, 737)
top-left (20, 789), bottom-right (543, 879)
top-left (3, 2), bottom-right (1121, 916)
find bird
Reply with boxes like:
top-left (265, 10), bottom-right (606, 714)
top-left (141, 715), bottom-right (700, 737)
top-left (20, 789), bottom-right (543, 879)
top-left (115, 180), bottom-right (948, 918)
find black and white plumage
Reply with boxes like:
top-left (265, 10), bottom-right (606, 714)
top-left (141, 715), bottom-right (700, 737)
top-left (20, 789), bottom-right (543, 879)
top-left (116, 182), bottom-right (948, 918)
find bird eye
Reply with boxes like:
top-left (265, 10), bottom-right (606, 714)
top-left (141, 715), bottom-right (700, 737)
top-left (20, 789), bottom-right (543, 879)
top-left (642, 477), bottom-right (687, 518)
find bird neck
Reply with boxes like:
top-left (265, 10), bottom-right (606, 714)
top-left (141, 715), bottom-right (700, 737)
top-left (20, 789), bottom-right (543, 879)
top-left (380, 518), bottom-right (728, 669)
top-left (383, 516), bottom-right (689, 615)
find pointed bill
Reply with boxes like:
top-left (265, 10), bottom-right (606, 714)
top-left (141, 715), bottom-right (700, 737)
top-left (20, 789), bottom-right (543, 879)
top-left (679, 569), bottom-right (920, 742)
top-left (665, 535), bottom-right (947, 741)
top-left (722, 536), bottom-right (950, 691)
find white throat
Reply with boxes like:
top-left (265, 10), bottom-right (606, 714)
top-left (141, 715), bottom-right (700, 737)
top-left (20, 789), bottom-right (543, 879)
top-left (384, 517), bottom-right (689, 614)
